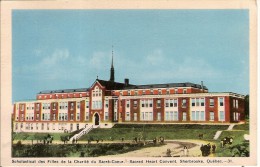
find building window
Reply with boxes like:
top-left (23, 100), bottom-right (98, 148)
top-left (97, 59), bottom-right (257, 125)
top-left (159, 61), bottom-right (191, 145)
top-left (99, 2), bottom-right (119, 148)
top-left (219, 98), bottom-right (224, 106)
top-left (76, 113), bottom-right (80, 121)
top-left (191, 111), bottom-right (205, 121)
top-left (70, 113), bottom-right (74, 120)
top-left (183, 89), bottom-right (187, 94)
top-left (165, 111), bottom-right (178, 121)
top-left (70, 102), bottom-right (74, 110)
top-left (36, 103), bottom-right (40, 111)
top-left (165, 99), bottom-right (169, 107)
top-left (191, 98), bottom-right (195, 106)
top-left (142, 90), bottom-right (146, 95)
top-left (86, 101), bottom-right (89, 108)
top-left (77, 102), bottom-right (80, 109)
top-left (134, 113), bottom-right (137, 121)
top-left (233, 99), bottom-right (238, 108)
top-left (182, 112), bottom-right (187, 121)
top-left (157, 112), bottom-right (161, 121)
top-left (134, 100), bottom-right (138, 108)
top-left (210, 99), bottom-right (214, 107)
top-left (85, 112), bottom-right (89, 121)
top-left (174, 99), bottom-right (178, 107)
top-left (169, 99), bottom-right (174, 107)
top-left (141, 99), bottom-right (153, 108)
top-left (125, 111), bottom-right (130, 121)
top-left (150, 89), bottom-right (153, 95)
top-left (157, 100), bottom-right (161, 108)
top-left (126, 100), bottom-right (130, 108)
top-left (166, 89), bottom-right (170, 95)
top-left (105, 100), bottom-right (109, 108)
top-left (209, 111), bottom-right (214, 121)
top-left (92, 86), bottom-right (102, 97)
top-left (196, 98), bottom-right (200, 106)
top-left (52, 103), bottom-right (56, 110)
top-left (158, 89), bottom-right (162, 95)
top-left (182, 99), bottom-right (187, 108)
top-left (134, 90), bottom-right (138, 96)
top-left (65, 113), bottom-right (68, 121)
top-left (20, 104), bottom-right (24, 111)
top-left (104, 112), bottom-right (108, 121)
top-left (175, 88), bottom-right (178, 94)
top-left (141, 112), bottom-right (153, 121)
top-left (219, 111), bottom-right (225, 121)
top-left (201, 98), bottom-right (205, 106)
top-left (128, 91), bottom-right (131, 95)
top-left (92, 101), bottom-right (102, 109)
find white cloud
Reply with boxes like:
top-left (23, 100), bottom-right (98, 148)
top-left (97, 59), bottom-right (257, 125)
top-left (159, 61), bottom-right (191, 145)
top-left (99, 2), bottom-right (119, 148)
top-left (42, 49), bottom-right (69, 66)
top-left (145, 49), bottom-right (164, 65)
top-left (89, 51), bottom-right (110, 69)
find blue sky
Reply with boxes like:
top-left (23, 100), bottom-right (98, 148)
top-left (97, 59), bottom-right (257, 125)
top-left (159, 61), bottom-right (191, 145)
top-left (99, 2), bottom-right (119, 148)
top-left (12, 10), bottom-right (249, 102)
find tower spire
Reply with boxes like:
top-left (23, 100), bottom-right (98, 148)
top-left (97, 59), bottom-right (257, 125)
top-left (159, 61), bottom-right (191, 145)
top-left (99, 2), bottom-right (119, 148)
top-left (111, 45), bottom-right (114, 68)
top-left (109, 45), bottom-right (115, 82)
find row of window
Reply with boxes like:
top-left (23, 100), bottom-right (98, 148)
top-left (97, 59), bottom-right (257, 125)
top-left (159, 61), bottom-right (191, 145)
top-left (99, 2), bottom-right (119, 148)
top-left (39, 93), bottom-right (83, 99)
top-left (119, 88), bottom-right (188, 96)
top-left (126, 98), bottom-right (225, 109)
top-left (124, 110), bottom-right (226, 122)
top-left (16, 122), bottom-right (80, 131)
top-left (92, 86), bottom-right (102, 97)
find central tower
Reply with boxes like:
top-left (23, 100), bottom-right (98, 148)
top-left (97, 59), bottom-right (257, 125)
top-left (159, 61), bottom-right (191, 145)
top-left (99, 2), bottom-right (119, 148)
top-left (109, 46), bottom-right (115, 82)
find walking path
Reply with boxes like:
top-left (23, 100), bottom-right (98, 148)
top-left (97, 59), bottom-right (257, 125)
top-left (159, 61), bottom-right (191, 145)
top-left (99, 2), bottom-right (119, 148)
top-left (100, 140), bottom-right (215, 157)
top-left (213, 124), bottom-right (236, 140)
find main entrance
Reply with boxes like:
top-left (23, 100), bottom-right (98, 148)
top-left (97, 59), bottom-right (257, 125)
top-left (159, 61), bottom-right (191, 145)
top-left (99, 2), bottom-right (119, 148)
top-left (94, 113), bottom-right (100, 125)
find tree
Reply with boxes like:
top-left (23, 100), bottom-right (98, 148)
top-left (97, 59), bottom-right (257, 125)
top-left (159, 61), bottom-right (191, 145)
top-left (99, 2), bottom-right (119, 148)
top-left (244, 95), bottom-right (249, 119)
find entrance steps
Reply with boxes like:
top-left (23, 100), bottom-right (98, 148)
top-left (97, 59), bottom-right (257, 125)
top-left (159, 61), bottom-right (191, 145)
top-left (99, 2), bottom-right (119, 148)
top-left (69, 125), bottom-right (94, 141)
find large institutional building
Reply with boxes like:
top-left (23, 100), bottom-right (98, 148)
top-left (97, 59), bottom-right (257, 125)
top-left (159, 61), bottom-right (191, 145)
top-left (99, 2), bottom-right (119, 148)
top-left (13, 57), bottom-right (245, 133)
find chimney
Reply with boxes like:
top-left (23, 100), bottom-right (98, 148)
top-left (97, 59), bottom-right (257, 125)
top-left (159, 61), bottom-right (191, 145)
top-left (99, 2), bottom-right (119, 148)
top-left (124, 78), bottom-right (129, 87)
top-left (201, 81), bottom-right (204, 92)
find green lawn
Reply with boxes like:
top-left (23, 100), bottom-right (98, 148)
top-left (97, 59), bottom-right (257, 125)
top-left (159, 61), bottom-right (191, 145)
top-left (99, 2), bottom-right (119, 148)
top-left (80, 124), bottom-right (229, 141)
top-left (13, 132), bottom-right (70, 141)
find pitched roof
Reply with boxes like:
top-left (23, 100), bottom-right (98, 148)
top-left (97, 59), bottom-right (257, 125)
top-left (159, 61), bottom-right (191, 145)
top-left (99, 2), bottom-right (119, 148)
top-left (37, 80), bottom-right (208, 95)
top-left (124, 82), bottom-right (208, 90)
top-left (38, 88), bottom-right (89, 94)
top-left (96, 79), bottom-right (131, 90)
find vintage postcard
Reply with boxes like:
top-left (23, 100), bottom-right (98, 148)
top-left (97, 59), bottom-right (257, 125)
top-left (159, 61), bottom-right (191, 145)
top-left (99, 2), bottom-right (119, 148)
top-left (0, 0), bottom-right (257, 166)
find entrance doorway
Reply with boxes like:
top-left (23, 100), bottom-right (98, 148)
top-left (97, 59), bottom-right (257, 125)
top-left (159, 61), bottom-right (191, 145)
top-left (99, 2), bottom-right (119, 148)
top-left (94, 113), bottom-right (100, 125)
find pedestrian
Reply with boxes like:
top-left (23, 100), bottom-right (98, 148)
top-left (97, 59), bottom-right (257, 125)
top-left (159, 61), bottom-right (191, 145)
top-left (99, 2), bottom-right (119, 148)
top-left (183, 146), bottom-right (189, 157)
top-left (200, 144), bottom-right (204, 156)
top-left (212, 144), bottom-right (216, 153)
top-left (166, 149), bottom-right (171, 157)
top-left (220, 140), bottom-right (224, 148)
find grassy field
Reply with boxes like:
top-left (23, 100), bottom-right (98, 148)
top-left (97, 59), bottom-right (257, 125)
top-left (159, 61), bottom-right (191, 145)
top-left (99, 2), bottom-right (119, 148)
top-left (79, 124), bottom-right (229, 141)
top-left (12, 123), bottom-right (249, 157)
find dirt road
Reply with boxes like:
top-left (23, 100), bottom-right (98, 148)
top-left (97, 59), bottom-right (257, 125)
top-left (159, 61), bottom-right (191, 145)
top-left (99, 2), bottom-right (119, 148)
top-left (102, 140), bottom-right (215, 157)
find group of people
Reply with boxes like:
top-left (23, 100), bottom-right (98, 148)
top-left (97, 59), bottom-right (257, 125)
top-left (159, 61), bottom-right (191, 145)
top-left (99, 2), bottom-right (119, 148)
top-left (220, 137), bottom-right (233, 147)
top-left (152, 136), bottom-right (165, 145)
top-left (200, 143), bottom-right (216, 156)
